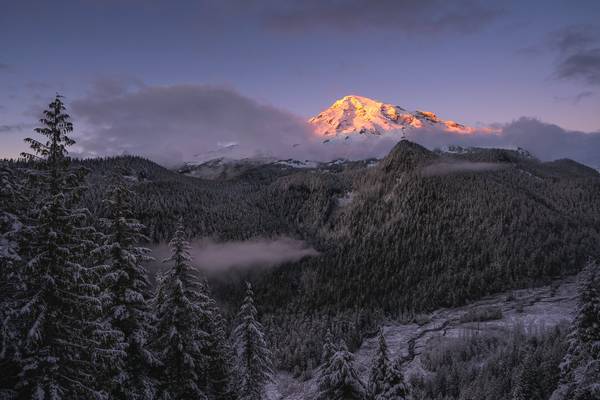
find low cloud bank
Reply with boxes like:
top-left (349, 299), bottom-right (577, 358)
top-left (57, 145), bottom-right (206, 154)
top-left (293, 118), bottom-right (600, 169)
top-left (70, 83), bottom-right (600, 169)
top-left (407, 117), bottom-right (600, 169)
top-left (190, 237), bottom-right (319, 272)
top-left (152, 236), bottom-right (319, 274)
top-left (71, 84), bottom-right (312, 167)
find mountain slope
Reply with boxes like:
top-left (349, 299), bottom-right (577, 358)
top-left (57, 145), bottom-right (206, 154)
top-left (308, 95), bottom-right (480, 137)
top-left (260, 141), bottom-right (600, 374)
top-left (270, 275), bottom-right (577, 399)
top-left (16, 143), bottom-right (598, 378)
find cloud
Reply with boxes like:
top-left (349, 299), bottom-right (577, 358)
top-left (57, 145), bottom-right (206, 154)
top-left (278, 119), bottom-right (600, 170)
top-left (71, 84), bottom-right (313, 166)
top-left (151, 236), bottom-right (319, 275)
top-left (87, 76), bottom-right (146, 99)
top-left (549, 25), bottom-right (600, 86)
top-left (406, 117), bottom-right (600, 169)
top-left (68, 82), bottom-right (600, 169)
top-left (556, 48), bottom-right (600, 85)
top-left (296, 134), bottom-right (419, 162)
top-left (521, 25), bottom-right (600, 87)
top-left (549, 25), bottom-right (597, 53)
top-left (573, 90), bottom-right (595, 103)
top-left (68, 82), bottom-right (439, 164)
top-left (496, 118), bottom-right (600, 167)
top-left (0, 123), bottom-right (32, 134)
top-left (554, 90), bottom-right (595, 105)
top-left (260, 0), bottom-right (503, 34)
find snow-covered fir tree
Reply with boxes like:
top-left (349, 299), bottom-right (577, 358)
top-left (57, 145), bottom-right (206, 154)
top-left (232, 282), bottom-right (274, 400)
top-left (367, 329), bottom-right (409, 400)
top-left (0, 163), bottom-right (25, 398)
top-left (153, 222), bottom-right (213, 400)
top-left (201, 282), bottom-right (236, 400)
top-left (321, 329), bottom-right (336, 367)
top-left (379, 358), bottom-right (409, 400)
top-left (316, 340), bottom-right (366, 400)
top-left (98, 179), bottom-right (158, 399)
top-left (14, 95), bottom-right (117, 399)
top-left (368, 329), bottom-right (390, 399)
top-left (0, 163), bottom-right (24, 262)
top-left (551, 261), bottom-right (600, 400)
top-left (512, 353), bottom-right (541, 400)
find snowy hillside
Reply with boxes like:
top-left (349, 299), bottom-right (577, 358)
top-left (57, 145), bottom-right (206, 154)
top-left (270, 275), bottom-right (578, 399)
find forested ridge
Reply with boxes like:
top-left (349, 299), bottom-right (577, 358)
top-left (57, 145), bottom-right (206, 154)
top-left (5, 126), bottom-right (600, 377)
top-left (2, 96), bottom-right (600, 398)
top-left (0, 97), bottom-right (275, 399)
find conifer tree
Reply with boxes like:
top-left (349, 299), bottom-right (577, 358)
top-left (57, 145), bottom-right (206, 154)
top-left (321, 329), bottom-right (336, 366)
top-left (202, 283), bottom-right (235, 400)
top-left (551, 261), bottom-right (600, 400)
top-left (0, 163), bottom-right (24, 398)
top-left (379, 359), bottom-right (409, 400)
top-left (153, 222), bottom-right (212, 400)
top-left (14, 95), bottom-right (117, 398)
top-left (316, 340), bottom-right (366, 400)
top-left (513, 353), bottom-right (540, 400)
top-left (99, 179), bottom-right (158, 399)
top-left (367, 329), bottom-right (409, 400)
top-left (0, 163), bottom-right (23, 261)
top-left (232, 282), bottom-right (274, 400)
top-left (368, 329), bottom-right (389, 398)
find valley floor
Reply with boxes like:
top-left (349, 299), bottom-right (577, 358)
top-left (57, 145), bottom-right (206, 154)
top-left (269, 276), bottom-right (578, 399)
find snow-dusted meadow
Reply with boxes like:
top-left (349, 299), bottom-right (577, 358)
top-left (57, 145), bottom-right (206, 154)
top-left (270, 276), bottom-right (578, 399)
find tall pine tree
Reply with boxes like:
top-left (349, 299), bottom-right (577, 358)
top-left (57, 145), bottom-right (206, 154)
top-left (368, 329), bottom-right (390, 399)
top-left (368, 329), bottom-right (409, 400)
top-left (201, 281), bottom-right (235, 400)
top-left (232, 282), bottom-right (274, 400)
top-left (14, 95), bottom-right (116, 399)
top-left (153, 222), bottom-right (212, 400)
top-left (98, 179), bottom-right (158, 399)
top-left (316, 340), bottom-right (366, 400)
top-left (0, 163), bottom-right (23, 261)
top-left (551, 261), bottom-right (600, 400)
top-left (0, 163), bottom-right (24, 398)
top-left (321, 329), bottom-right (336, 367)
top-left (380, 359), bottom-right (409, 400)
top-left (513, 352), bottom-right (542, 400)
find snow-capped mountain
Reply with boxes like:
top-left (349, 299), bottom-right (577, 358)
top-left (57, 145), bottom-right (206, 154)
top-left (309, 95), bottom-right (478, 137)
top-left (180, 95), bottom-right (498, 176)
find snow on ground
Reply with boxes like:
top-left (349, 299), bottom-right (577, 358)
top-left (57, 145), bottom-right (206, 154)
top-left (273, 159), bottom-right (319, 169)
top-left (272, 275), bottom-right (578, 399)
top-left (336, 191), bottom-right (355, 207)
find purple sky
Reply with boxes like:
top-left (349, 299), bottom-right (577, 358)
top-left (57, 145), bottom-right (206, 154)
top-left (1, 0), bottom-right (600, 165)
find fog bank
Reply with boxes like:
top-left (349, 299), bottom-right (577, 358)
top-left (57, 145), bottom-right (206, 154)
top-left (151, 236), bottom-right (319, 274)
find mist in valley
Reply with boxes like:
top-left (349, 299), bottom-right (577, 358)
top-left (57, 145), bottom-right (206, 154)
top-left (147, 236), bottom-right (319, 278)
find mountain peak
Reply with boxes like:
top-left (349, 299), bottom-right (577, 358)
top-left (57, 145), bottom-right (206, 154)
top-left (309, 95), bottom-right (480, 137)
top-left (332, 94), bottom-right (393, 108)
top-left (380, 140), bottom-right (437, 173)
